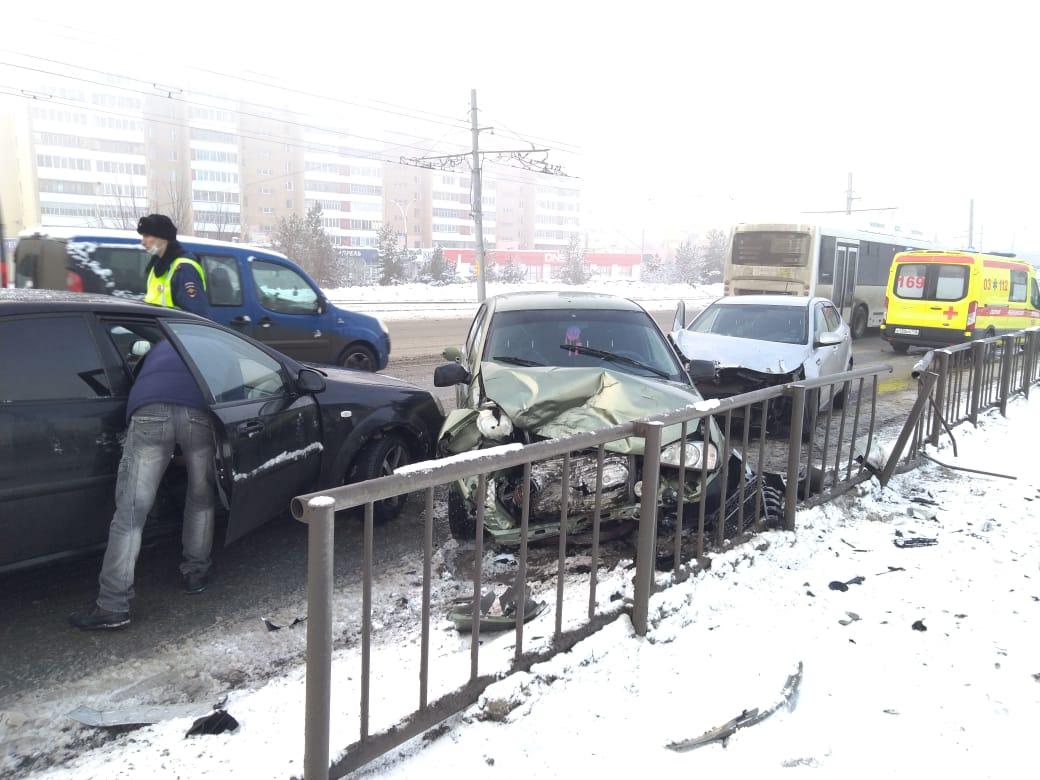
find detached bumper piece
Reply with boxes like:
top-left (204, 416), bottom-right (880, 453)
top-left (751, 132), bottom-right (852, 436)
top-left (448, 584), bottom-right (547, 633)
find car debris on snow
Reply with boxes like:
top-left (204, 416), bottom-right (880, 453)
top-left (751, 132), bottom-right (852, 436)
top-left (448, 584), bottom-right (546, 632)
top-left (894, 537), bottom-right (938, 548)
top-left (912, 620), bottom-right (928, 632)
top-left (185, 709), bottom-right (239, 737)
top-left (666, 661), bottom-right (804, 752)
top-left (260, 616), bottom-right (307, 631)
top-left (828, 576), bottom-right (865, 592)
top-left (68, 700), bottom-right (222, 728)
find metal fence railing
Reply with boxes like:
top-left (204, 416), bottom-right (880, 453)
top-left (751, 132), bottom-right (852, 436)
top-left (290, 364), bottom-right (892, 779)
top-left (879, 327), bottom-right (1040, 482)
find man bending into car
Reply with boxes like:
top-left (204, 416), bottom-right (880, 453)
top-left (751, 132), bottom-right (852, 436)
top-left (70, 215), bottom-right (218, 630)
top-left (70, 335), bottom-right (218, 630)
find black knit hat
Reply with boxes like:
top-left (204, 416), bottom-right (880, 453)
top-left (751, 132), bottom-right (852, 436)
top-left (137, 214), bottom-right (177, 241)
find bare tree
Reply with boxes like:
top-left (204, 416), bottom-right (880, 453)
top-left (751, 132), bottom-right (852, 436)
top-left (152, 178), bottom-right (192, 232)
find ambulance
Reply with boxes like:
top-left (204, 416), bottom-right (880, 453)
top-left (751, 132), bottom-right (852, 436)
top-left (881, 250), bottom-right (1040, 353)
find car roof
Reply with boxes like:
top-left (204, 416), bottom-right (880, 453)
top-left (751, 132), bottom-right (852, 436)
top-left (18, 225), bottom-right (291, 260)
top-left (708, 295), bottom-right (817, 308)
top-left (0, 288), bottom-right (206, 319)
top-left (490, 290), bottom-right (646, 312)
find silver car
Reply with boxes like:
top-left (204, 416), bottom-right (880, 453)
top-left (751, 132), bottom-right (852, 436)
top-left (670, 295), bottom-right (853, 434)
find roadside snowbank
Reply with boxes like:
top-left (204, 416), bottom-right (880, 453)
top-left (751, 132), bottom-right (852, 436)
top-left (326, 280), bottom-right (722, 320)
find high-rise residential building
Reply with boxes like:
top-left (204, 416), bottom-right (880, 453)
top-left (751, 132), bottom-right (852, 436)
top-left (1, 88), bottom-right (581, 260)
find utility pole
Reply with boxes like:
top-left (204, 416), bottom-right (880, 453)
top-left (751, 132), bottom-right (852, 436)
top-left (400, 90), bottom-right (569, 304)
top-left (470, 89), bottom-right (487, 304)
top-left (968, 198), bottom-right (975, 250)
top-left (845, 172), bottom-right (859, 215)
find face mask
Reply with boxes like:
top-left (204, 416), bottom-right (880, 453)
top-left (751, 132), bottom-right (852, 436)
top-left (146, 244), bottom-right (162, 256)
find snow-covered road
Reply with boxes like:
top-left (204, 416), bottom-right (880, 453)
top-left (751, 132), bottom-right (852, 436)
top-left (12, 396), bottom-right (1040, 779)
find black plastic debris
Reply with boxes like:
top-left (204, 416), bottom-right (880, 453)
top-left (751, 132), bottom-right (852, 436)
top-left (895, 538), bottom-right (938, 549)
top-left (828, 576), bottom-right (865, 592)
top-left (876, 566), bottom-right (906, 576)
top-left (261, 616), bottom-right (306, 631)
top-left (185, 709), bottom-right (239, 737)
top-left (912, 620), bottom-right (927, 632)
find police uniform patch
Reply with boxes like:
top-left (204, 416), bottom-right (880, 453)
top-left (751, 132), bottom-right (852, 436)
top-left (184, 281), bottom-right (199, 298)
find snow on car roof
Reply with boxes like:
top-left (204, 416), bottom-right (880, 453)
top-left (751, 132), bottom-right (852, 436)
top-left (17, 226), bottom-right (290, 260)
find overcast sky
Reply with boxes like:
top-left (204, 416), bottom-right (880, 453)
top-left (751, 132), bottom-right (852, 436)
top-left (5, 1), bottom-right (1037, 252)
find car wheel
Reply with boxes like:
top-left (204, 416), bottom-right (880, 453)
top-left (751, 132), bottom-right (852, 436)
top-left (892, 343), bottom-right (910, 355)
top-left (448, 488), bottom-right (477, 541)
top-left (339, 343), bottom-right (377, 372)
top-left (761, 483), bottom-right (784, 529)
top-left (352, 434), bottom-right (412, 523)
top-left (850, 306), bottom-right (868, 340)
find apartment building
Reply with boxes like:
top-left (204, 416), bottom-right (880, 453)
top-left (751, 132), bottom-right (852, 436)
top-left (1, 91), bottom-right (581, 258)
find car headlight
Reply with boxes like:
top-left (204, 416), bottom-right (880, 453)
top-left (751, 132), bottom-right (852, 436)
top-left (477, 407), bottom-right (514, 440)
top-left (659, 441), bottom-right (718, 470)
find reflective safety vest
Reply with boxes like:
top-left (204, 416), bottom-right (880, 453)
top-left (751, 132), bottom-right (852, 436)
top-left (144, 257), bottom-right (207, 308)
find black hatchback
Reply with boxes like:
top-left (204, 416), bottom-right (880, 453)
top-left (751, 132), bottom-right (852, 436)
top-left (0, 290), bottom-right (443, 573)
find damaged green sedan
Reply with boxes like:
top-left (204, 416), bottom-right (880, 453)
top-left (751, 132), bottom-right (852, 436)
top-left (432, 292), bottom-right (773, 545)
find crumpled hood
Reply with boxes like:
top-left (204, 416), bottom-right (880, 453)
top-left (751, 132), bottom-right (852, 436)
top-left (672, 330), bottom-right (811, 375)
top-left (437, 362), bottom-right (719, 456)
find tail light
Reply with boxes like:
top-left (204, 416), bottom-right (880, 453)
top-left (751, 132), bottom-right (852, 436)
top-left (966, 300), bottom-right (977, 330)
top-left (0, 262), bottom-right (7, 288)
top-left (66, 270), bottom-right (84, 293)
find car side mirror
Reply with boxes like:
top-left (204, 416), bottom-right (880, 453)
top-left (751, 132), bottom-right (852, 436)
top-left (434, 362), bottom-right (471, 387)
top-left (442, 346), bottom-right (462, 362)
top-left (672, 300), bottom-right (686, 332)
top-left (316, 296), bottom-right (327, 315)
top-left (816, 331), bottom-right (843, 348)
top-left (297, 367), bottom-right (327, 394)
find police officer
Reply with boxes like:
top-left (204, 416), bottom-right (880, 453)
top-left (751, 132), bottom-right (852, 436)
top-left (137, 214), bottom-right (209, 316)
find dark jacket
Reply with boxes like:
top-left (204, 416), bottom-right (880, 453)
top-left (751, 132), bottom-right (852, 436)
top-left (126, 340), bottom-right (207, 422)
top-left (146, 241), bottom-right (210, 318)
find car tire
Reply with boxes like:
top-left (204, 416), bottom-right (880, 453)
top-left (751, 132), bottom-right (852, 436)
top-left (351, 434), bottom-right (412, 523)
top-left (850, 306), bottom-right (868, 340)
top-left (448, 488), bottom-right (477, 541)
top-left (761, 483), bottom-right (784, 528)
top-left (339, 343), bottom-right (377, 372)
top-left (892, 343), bottom-right (910, 355)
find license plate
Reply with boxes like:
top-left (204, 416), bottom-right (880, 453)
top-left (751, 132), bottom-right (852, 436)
top-left (893, 328), bottom-right (919, 336)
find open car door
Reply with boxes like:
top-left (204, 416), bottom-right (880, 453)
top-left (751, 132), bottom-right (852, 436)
top-left (162, 320), bottom-right (323, 545)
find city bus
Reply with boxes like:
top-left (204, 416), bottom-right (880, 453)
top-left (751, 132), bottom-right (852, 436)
top-left (724, 222), bottom-right (934, 338)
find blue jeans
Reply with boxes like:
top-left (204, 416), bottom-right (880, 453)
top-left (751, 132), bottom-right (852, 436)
top-left (97, 403), bottom-right (216, 613)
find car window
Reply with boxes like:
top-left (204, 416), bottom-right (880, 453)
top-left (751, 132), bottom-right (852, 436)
top-left (166, 321), bottom-right (287, 404)
top-left (895, 263), bottom-right (969, 302)
top-left (823, 305), bottom-right (842, 332)
top-left (251, 259), bottom-right (319, 315)
top-left (0, 315), bottom-right (112, 402)
top-left (484, 309), bottom-right (682, 379)
top-left (1010, 270), bottom-right (1028, 303)
top-left (102, 320), bottom-right (165, 379)
top-left (201, 254), bottom-right (244, 306)
top-left (465, 303), bottom-right (488, 363)
top-left (894, 263), bottom-right (927, 299)
top-left (86, 246), bottom-right (151, 296)
top-left (689, 303), bottom-right (808, 345)
top-left (813, 303), bottom-right (827, 341)
top-left (1031, 278), bottom-right (1040, 310)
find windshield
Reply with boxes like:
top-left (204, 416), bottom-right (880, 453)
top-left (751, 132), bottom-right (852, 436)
top-left (484, 308), bottom-right (684, 381)
top-left (688, 303), bottom-right (809, 345)
top-left (731, 231), bottom-right (810, 267)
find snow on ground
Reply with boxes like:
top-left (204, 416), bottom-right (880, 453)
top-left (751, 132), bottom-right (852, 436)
top-left (326, 280), bottom-right (722, 320)
top-left (15, 397), bottom-right (1040, 779)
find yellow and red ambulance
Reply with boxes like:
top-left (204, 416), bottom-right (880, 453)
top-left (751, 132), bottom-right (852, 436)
top-left (881, 250), bottom-right (1040, 353)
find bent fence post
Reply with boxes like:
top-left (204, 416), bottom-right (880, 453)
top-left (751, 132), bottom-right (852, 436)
top-left (301, 496), bottom-right (336, 780)
top-left (632, 420), bottom-right (664, 637)
top-left (878, 371), bottom-right (938, 486)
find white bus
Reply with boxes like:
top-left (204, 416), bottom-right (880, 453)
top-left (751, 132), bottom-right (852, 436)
top-left (724, 222), bottom-right (935, 338)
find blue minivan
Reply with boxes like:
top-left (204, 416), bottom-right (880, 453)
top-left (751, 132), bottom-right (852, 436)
top-left (13, 228), bottom-right (389, 370)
